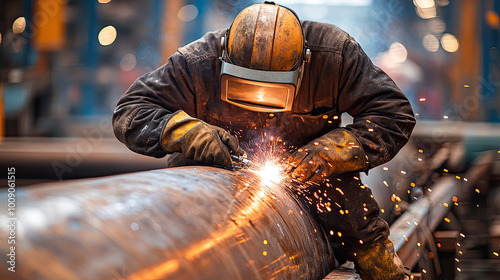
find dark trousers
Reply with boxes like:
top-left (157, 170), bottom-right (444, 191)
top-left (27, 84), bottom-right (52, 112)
top-left (296, 172), bottom-right (390, 263)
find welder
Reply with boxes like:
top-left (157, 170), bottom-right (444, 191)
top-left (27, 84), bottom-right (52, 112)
top-left (112, 2), bottom-right (415, 279)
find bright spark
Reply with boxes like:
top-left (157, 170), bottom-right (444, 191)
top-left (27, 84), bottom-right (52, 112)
top-left (244, 134), bottom-right (288, 187)
top-left (254, 160), bottom-right (285, 186)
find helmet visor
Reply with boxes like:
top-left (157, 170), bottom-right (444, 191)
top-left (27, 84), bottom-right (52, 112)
top-left (220, 61), bottom-right (303, 112)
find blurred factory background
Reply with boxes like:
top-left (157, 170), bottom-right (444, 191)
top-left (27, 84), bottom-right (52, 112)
top-left (0, 0), bottom-right (500, 279)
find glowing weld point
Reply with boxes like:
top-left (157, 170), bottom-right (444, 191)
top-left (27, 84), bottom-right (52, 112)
top-left (254, 161), bottom-right (285, 186)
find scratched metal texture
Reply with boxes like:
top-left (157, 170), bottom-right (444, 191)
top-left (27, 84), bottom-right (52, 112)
top-left (0, 167), bottom-right (333, 280)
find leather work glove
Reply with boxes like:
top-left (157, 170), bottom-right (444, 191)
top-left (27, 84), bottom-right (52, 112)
top-left (286, 129), bottom-right (368, 184)
top-left (161, 110), bottom-right (244, 168)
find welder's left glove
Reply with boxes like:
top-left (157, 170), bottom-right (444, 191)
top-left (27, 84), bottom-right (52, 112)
top-left (161, 110), bottom-right (244, 168)
top-left (286, 129), bottom-right (368, 184)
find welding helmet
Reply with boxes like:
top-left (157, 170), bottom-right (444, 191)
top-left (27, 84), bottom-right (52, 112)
top-left (220, 1), bottom-right (311, 112)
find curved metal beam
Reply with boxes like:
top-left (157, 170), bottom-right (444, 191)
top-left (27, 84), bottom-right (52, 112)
top-left (0, 167), bottom-right (333, 280)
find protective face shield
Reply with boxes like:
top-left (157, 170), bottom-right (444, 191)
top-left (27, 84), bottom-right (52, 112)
top-left (220, 2), bottom-right (311, 113)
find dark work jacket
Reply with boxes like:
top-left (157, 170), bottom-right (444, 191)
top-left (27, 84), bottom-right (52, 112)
top-left (113, 21), bottom-right (416, 169)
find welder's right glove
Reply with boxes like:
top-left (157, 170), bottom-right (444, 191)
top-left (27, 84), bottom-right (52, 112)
top-left (286, 128), bottom-right (368, 184)
top-left (161, 110), bottom-right (244, 168)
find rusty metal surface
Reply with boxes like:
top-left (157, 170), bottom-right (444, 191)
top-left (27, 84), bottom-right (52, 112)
top-left (0, 167), bottom-right (333, 280)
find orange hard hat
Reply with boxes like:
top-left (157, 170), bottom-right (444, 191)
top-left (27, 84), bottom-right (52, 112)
top-left (227, 1), bottom-right (305, 71)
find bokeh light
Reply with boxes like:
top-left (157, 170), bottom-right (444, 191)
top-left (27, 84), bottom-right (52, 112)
top-left (98, 25), bottom-right (117, 46)
top-left (436, 0), bottom-right (449, 6)
top-left (98, 0), bottom-right (112, 3)
top-left (120, 53), bottom-right (137, 72)
top-left (416, 6), bottom-right (437, 19)
top-left (486, 11), bottom-right (500, 29)
top-left (423, 34), bottom-right (439, 52)
top-left (441, 33), bottom-right (459, 53)
top-left (414, 0), bottom-right (436, 9)
top-left (388, 42), bottom-right (408, 63)
top-left (12, 17), bottom-right (26, 34)
top-left (177, 5), bottom-right (199, 22)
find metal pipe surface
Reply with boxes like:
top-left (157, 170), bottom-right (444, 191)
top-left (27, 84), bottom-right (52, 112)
top-left (0, 167), bottom-right (333, 280)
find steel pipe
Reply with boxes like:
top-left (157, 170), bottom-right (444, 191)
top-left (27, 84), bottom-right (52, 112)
top-left (0, 167), bottom-right (333, 280)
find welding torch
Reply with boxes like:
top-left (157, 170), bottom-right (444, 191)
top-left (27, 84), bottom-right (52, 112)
top-left (231, 155), bottom-right (252, 170)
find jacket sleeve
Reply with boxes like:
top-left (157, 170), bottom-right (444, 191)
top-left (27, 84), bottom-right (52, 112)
top-left (337, 36), bottom-right (416, 169)
top-left (112, 52), bottom-right (195, 158)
